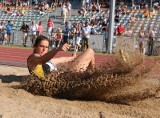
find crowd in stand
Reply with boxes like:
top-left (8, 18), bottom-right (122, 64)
top-left (113, 1), bottom-right (160, 56)
top-left (1, 0), bottom-right (160, 56)
top-left (0, 0), bottom-right (106, 52)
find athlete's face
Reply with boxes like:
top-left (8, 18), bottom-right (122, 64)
top-left (35, 40), bottom-right (49, 56)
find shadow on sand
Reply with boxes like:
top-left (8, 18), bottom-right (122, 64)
top-left (0, 75), bottom-right (27, 83)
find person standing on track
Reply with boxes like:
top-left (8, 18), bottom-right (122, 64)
top-left (6, 21), bottom-right (13, 45)
top-left (20, 21), bottom-right (30, 47)
top-left (30, 20), bottom-right (38, 45)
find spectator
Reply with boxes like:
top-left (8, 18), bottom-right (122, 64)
top-left (116, 23), bottom-right (125, 36)
top-left (91, 24), bottom-right (98, 34)
top-left (6, 7), bottom-right (11, 14)
top-left (85, 0), bottom-right (90, 10)
top-left (149, 8), bottom-right (156, 18)
top-left (30, 20), bottom-right (38, 45)
top-left (139, 27), bottom-right (145, 54)
top-left (81, 21), bottom-right (91, 50)
top-left (67, 1), bottom-right (71, 18)
top-left (71, 21), bottom-right (78, 43)
top-left (101, 20), bottom-right (107, 32)
top-left (115, 12), bottom-right (120, 23)
top-left (22, 2), bottom-right (27, 7)
top-left (37, 21), bottom-right (43, 36)
top-left (82, 0), bottom-right (85, 7)
top-left (92, 3), bottom-right (98, 11)
top-left (153, 1), bottom-right (159, 9)
top-left (140, 1), bottom-right (146, 9)
top-left (55, 28), bottom-right (62, 48)
top-left (6, 21), bottom-right (13, 45)
top-left (81, 6), bottom-right (87, 16)
top-left (124, 27), bottom-right (132, 36)
top-left (44, 3), bottom-right (49, 10)
top-left (143, 9), bottom-right (150, 18)
top-left (62, 21), bottom-right (70, 44)
top-left (90, 13), bottom-right (96, 24)
top-left (20, 21), bottom-right (29, 47)
top-left (47, 18), bottom-right (54, 39)
top-left (61, 3), bottom-right (68, 24)
top-left (20, 8), bottom-right (26, 16)
top-left (74, 25), bottom-right (82, 52)
top-left (51, 2), bottom-right (57, 9)
top-left (39, 6), bottom-right (46, 16)
top-left (121, 5), bottom-right (127, 15)
top-left (147, 27), bottom-right (155, 56)
top-left (97, 3), bottom-right (101, 12)
top-left (129, 15), bottom-right (137, 23)
top-left (0, 21), bottom-right (7, 45)
top-left (11, 12), bottom-right (18, 17)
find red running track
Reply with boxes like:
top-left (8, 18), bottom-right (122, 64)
top-left (0, 47), bottom-right (115, 67)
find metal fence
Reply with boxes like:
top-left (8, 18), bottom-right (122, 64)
top-left (9, 30), bottom-right (105, 50)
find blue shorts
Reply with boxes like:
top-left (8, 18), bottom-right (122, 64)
top-left (7, 31), bottom-right (12, 35)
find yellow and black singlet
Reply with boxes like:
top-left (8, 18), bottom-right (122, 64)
top-left (28, 61), bottom-right (58, 79)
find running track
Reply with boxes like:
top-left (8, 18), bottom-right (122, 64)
top-left (0, 47), bottom-right (115, 67)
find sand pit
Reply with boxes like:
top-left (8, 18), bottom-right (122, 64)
top-left (0, 55), bottom-right (160, 117)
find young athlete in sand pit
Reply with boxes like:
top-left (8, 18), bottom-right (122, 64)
top-left (27, 35), bottom-right (95, 78)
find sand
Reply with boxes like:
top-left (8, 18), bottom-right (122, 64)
top-left (0, 65), bottom-right (160, 118)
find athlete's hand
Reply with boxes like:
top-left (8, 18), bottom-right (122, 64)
top-left (58, 43), bottom-right (71, 51)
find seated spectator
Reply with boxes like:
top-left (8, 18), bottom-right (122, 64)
top-left (20, 1), bottom-right (23, 7)
top-left (81, 6), bottom-right (87, 16)
top-left (51, 2), bottom-right (57, 9)
top-left (0, 3), bottom-right (2, 9)
top-left (97, 3), bottom-right (101, 12)
top-left (39, 6), bottom-right (46, 15)
top-left (153, 2), bottom-right (159, 9)
top-left (117, 5), bottom-right (123, 13)
top-left (92, 3), bottom-right (98, 11)
top-left (78, 6), bottom-right (86, 16)
top-left (116, 23), bottom-right (125, 36)
top-left (140, 1), bottom-right (146, 9)
top-left (6, 7), bottom-right (11, 14)
top-left (149, 8), bottom-right (157, 18)
top-left (143, 9), bottom-right (150, 18)
top-left (22, 2), bottom-right (27, 7)
top-left (129, 15), bottom-right (137, 23)
top-left (44, 3), bottom-right (49, 10)
top-left (39, 5), bottom-right (45, 12)
top-left (117, 5), bottom-right (127, 15)
top-left (11, 12), bottom-right (17, 16)
top-left (124, 27), bottom-right (132, 36)
top-left (121, 5), bottom-right (127, 15)
top-left (20, 9), bottom-right (26, 16)
top-left (78, 8), bottom-right (82, 16)
top-left (90, 13), bottom-right (96, 24)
